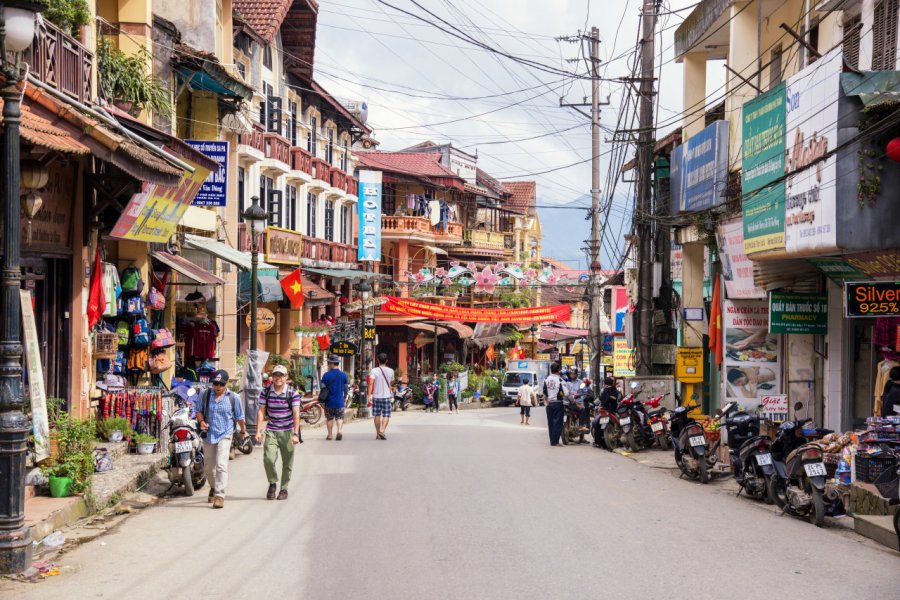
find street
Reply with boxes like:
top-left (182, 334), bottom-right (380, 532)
top-left (5, 407), bottom-right (898, 599)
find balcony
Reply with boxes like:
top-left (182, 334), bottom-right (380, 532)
top-left (381, 216), bottom-right (462, 245)
top-left (345, 175), bottom-right (358, 197)
top-left (458, 229), bottom-right (514, 257)
top-left (301, 237), bottom-right (358, 267)
top-left (264, 132), bottom-right (291, 165)
top-left (25, 19), bottom-right (93, 104)
top-left (290, 147), bottom-right (313, 176)
top-left (311, 158), bottom-right (331, 183)
top-left (329, 167), bottom-right (348, 193)
top-left (237, 123), bottom-right (265, 161)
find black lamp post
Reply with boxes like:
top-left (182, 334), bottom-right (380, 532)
top-left (530, 324), bottom-right (538, 359)
top-left (354, 278), bottom-right (371, 418)
top-left (0, 0), bottom-right (44, 575)
top-left (242, 196), bottom-right (267, 437)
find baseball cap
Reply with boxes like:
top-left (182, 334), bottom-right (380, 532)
top-left (212, 369), bottom-right (229, 385)
top-left (327, 355), bottom-right (341, 364)
top-left (272, 365), bottom-right (288, 376)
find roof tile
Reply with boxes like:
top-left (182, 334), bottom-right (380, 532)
top-left (0, 99), bottom-right (89, 155)
top-left (356, 151), bottom-right (463, 180)
top-left (504, 181), bottom-right (536, 214)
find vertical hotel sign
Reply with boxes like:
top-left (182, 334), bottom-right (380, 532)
top-left (358, 170), bottom-right (382, 261)
top-left (742, 82), bottom-right (786, 254)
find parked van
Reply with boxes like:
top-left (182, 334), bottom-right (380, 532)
top-left (500, 360), bottom-right (551, 406)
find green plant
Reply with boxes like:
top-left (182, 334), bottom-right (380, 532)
top-left (98, 40), bottom-right (172, 117)
top-left (46, 397), bottom-right (66, 427)
top-left (440, 361), bottom-right (466, 374)
top-left (41, 459), bottom-right (79, 480)
top-left (133, 433), bottom-right (157, 444)
top-left (97, 417), bottom-right (130, 439)
top-left (500, 291), bottom-right (532, 308)
top-left (47, 412), bottom-right (96, 493)
top-left (43, 0), bottom-right (91, 37)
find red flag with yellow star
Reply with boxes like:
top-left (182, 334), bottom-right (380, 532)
top-left (280, 267), bottom-right (304, 309)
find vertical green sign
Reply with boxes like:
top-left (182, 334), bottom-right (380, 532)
top-left (742, 82), bottom-right (786, 255)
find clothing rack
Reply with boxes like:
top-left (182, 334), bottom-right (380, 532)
top-left (98, 387), bottom-right (164, 443)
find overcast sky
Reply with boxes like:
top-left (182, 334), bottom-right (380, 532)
top-left (315, 0), bottom-right (721, 268)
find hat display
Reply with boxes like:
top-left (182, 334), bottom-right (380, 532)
top-left (212, 369), bottom-right (229, 384)
top-left (272, 365), bottom-right (288, 375)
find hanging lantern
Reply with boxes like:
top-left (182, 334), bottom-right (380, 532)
top-left (887, 137), bottom-right (900, 163)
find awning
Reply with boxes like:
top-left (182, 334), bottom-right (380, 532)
top-left (842, 71), bottom-right (900, 108)
top-left (302, 277), bottom-right (336, 304)
top-left (422, 245), bottom-right (447, 255)
top-left (174, 43), bottom-right (254, 101)
top-left (406, 321), bottom-right (450, 336)
top-left (184, 233), bottom-right (278, 270)
top-left (439, 321), bottom-right (475, 338)
top-left (302, 267), bottom-right (387, 280)
top-left (752, 259), bottom-right (820, 292)
top-left (0, 99), bottom-right (89, 155)
top-left (151, 251), bottom-right (226, 285)
top-left (238, 269), bottom-right (284, 303)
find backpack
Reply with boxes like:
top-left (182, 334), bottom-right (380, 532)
top-left (127, 348), bottom-right (149, 374)
top-left (132, 318), bottom-right (151, 348)
top-left (96, 357), bottom-right (113, 373)
top-left (147, 286), bottom-right (165, 311)
top-left (116, 321), bottom-right (131, 347)
top-left (199, 388), bottom-right (242, 425)
top-left (113, 350), bottom-right (127, 374)
top-left (261, 385), bottom-right (298, 420)
top-left (120, 267), bottom-right (144, 295)
top-left (124, 295), bottom-right (145, 318)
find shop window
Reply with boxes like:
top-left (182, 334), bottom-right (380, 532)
top-left (308, 116), bottom-right (317, 157)
top-left (307, 192), bottom-right (317, 238)
top-left (268, 189), bottom-right (282, 228)
top-left (238, 166), bottom-right (246, 222)
top-left (324, 199), bottom-right (335, 241)
top-left (873, 0), bottom-right (899, 70)
top-left (844, 16), bottom-right (862, 70)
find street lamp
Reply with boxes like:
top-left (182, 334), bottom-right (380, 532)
top-left (530, 324), bottom-right (538, 359)
top-left (354, 278), bottom-right (371, 418)
top-left (0, 0), bottom-right (44, 576)
top-left (242, 196), bottom-right (267, 437)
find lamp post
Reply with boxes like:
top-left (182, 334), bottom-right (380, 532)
top-left (0, 1), bottom-right (43, 575)
top-left (242, 196), bottom-right (267, 437)
top-left (530, 324), bottom-right (538, 359)
top-left (354, 278), bottom-right (371, 418)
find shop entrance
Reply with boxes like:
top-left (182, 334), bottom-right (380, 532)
top-left (22, 257), bottom-right (71, 405)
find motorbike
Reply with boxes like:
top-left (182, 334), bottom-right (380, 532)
top-left (562, 394), bottom-right (588, 445)
top-left (299, 396), bottom-right (323, 425)
top-left (722, 403), bottom-right (774, 502)
top-left (615, 392), bottom-right (656, 452)
top-left (669, 403), bottom-right (715, 483)
top-left (767, 418), bottom-right (842, 527)
top-left (231, 430), bottom-right (253, 456)
top-left (393, 386), bottom-right (412, 412)
top-left (644, 393), bottom-right (671, 450)
top-left (163, 387), bottom-right (206, 496)
top-left (594, 406), bottom-right (621, 450)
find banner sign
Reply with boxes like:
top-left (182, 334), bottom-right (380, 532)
top-left (671, 120), bottom-right (729, 213)
top-left (186, 140), bottom-right (228, 206)
top-left (358, 170), bottom-right (382, 261)
top-left (717, 219), bottom-right (767, 299)
top-left (21, 290), bottom-right (49, 462)
top-left (742, 82), bottom-right (786, 254)
top-left (760, 394), bottom-right (789, 421)
top-left (382, 296), bottom-right (571, 323)
top-left (845, 282), bottom-right (900, 317)
top-left (769, 292), bottom-right (828, 334)
top-left (265, 227), bottom-right (302, 265)
top-left (722, 299), bottom-right (781, 409)
top-left (613, 338), bottom-right (635, 377)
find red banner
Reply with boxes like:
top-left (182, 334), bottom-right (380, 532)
top-left (382, 296), bottom-right (571, 323)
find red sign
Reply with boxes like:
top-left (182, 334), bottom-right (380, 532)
top-left (382, 296), bottom-right (571, 323)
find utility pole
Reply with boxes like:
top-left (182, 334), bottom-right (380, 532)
top-left (634, 1), bottom-right (658, 376)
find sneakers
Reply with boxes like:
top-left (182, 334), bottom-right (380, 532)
top-left (212, 497), bottom-right (224, 509)
top-left (267, 483), bottom-right (277, 500)
top-left (277, 489), bottom-right (288, 500)
top-left (336, 432), bottom-right (342, 441)
top-left (208, 489), bottom-right (215, 503)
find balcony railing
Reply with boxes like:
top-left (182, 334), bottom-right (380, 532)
top-left (382, 216), bottom-right (462, 240)
top-left (238, 123), bottom-right (265, 154)
top-left (311, 158), bottom-right (331, 182)
top-left (463, 230), bottom-right (512, 251)
top-left (329, 167), bottom-right (348, 192)
top-left (302, 237), bottom-right (357, 264)
top-left (291, 147), bottom-right (313, 175)
top-left (25, 20), bottom-right (93, 104)
top-left (264, 132), bottom-right (291, 165)
top-left (346, 175), bottom-right (358, 196)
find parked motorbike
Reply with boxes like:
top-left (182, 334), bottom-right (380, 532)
top-left (299, 396), bottom-right (323, 425)
top-left (163, 387), bottom-right (206, 497)
top-left (393, 385), bottom-right (412, 412)
top-left (669, 403), bottom-right (715, 483)
top-left (644, 393), bottom-right (671, 450)
top-left (594, 406), bottom-right (621, 450)
top-left (722, 403), bottom-right (773, 502)
top-left (767, 417), bottom-right (842, 527)
top-left (231, 430), bottom-right (253, 455)
top-left (615, 391), bottom-right (656, 452)
top-left (562, 395), bottom-right (587, 445)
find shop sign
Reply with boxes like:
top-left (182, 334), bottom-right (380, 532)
top-left (22, 163), bottom-right (74, 251)
top-left (717, 219), bottom-right (766, 299)
top-left (21, 290), bottom-right (49, 462)
top-left (363, 326), bottom-right (376, 340)
top-left (265, 227), bottom-right (302, 265)
top-left (670, 120), bottom-right (729, 213)
top-left (536, 353), bottom-right (551, 361)
top-left (845, 282), bottom-right (900, 317)
top-left (561, 356), bottom-right (576, 366)
top-left (358, 170), bottom-right (382, 261)
top-left (245, 307), bottom-right (276, 332)
top-left (809, 257), bottom-right (866, 283)
top-left (784, 49), bottom-right (841, 255)
top-left (185, 140), bottom-right (228, 206)
top-left (769, 292), bottom-right (828, 334)
top-left (741, 82), bottom-right (786, 254)
top-left (329, 340), bottom-right (358, 356)
top-left (760, 394), bottom-right (789, 422)
top-left (602, 334), bottom-right (614, 353)
top-left (613, 338), bottom-right (635, 377)
top-left (722, 299), bottom-right (781, 410)
top-left (675, 347), bottom-right (704, 383)
top-left (382, 296), bottom-right (571, 323)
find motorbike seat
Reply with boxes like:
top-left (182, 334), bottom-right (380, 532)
top-left (647, 407), bottom-right (666, 418)
top-left (644, 398), bottom-right (662, 409)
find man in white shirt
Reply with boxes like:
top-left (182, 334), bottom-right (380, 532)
top-left (543, 363), bottom-right (565, 446)
top-left (517, 379), bottom-right (535, 425)
top-left (368, 352), bottom-right (395, 440)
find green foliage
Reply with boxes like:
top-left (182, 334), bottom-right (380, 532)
top-left (468, 370), bottom-right (501, 398)
top-left (439, 361), bottom-right (466, 374)
top-left (43, 0), bottom-right (91, 37)
top-left (43, 412), bottom-right (96, 494)
top-left (133, 433), bottom-right (157, 444)
top-left (98, 40), bottom-right (172, 117)
top-left (97, 417), bottom-right (131, 440)
top-left (500, 291), bottom-right (532, 308)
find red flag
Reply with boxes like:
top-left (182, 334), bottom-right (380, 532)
top-left (485, 343), bottom-right (496, 362)
top-left (87, 246), bottom-right (105, 330)
top-left (708, 275), bottom-right (722, 367)
top-left (279, 267), bottom-right (304, 309)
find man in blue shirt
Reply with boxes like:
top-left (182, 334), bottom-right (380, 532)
top-left (321, 355), bottom-right (348, 441)
top-left (196, 370), bottom-right (246, 509)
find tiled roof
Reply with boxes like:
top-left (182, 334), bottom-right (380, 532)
top-left (0, 99), bottom-right (89, 155)
top-left (233, 0), bottom-right (293, 43)
top-left (504, 181), bottom-right (536, 214)
top-left (475, 167), bottom-right (508, 198)
top-left (356, 151), bottom-right (462, 180)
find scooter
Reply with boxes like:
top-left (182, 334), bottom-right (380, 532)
top-left (644, 393), bottom-right (671, 450)
top-left (393, 385), bottom-right (412, 412)
top-left (669, 403), bottom-right (717, 483)
top-left (163, 387), bottom-right (206, 497)
top-left (616, 392), bottom-right (655, 452)
top-left (722, 403), bottom-right (774, 502)
top-left (562, 394), bottom-right (587, 445)
top-left (594, 407), bottom-right (620, 450)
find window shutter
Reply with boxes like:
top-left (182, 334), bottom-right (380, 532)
top-left (844, 16), bottom-right (862, 70)
top-left (267, 96), bottom-right (283, 134)
top-left (268, 189), bottom-right (283, 227)
top-left (873, 0), bottom-right (899, 70)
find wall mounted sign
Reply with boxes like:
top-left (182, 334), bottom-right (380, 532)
top-left (357, 170), bottom-right (382, 261)
top-left (845, 282), bottom-right (900, 317)
top-left (330, 340), bottom-right (358, 355)
top-left (265, 227), bottom-right (302, 265)
top-left (769, 292), bottom-right (828, 334)
top-left (245, 307), bottom-right (276, 332)
top-left (613, 338), bottom-right (635, 377)
top-left (186, 140), bottom-right (229, 206)
top-left (22, 163), bottom-right (74, 252)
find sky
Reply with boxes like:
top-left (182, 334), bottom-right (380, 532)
top-left (314, 0), bottom-right (722, 269)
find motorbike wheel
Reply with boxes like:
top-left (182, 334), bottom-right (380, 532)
top-left (561, 418), bottom-right (570, 445)
top-left (604, 426), bottom-right (619, 450)
top-left (809, 487), bottom-right (825, 528)
top-left (675, 452), bottom-right (692, 479)
top-left (182, 466), bottom-right (194, 497)
top-left (768, 476), bottom-right (788, 510)
top-left (698, 457), bottom-right (710, 484)
top-left (304, 404), bottom-right (323, 426)
top-left (657, 434), bottom-right (670, 452)
top-left (239, 434), bottom-right (253, 455)
top-left (626, 430), bottom-right (640, 453)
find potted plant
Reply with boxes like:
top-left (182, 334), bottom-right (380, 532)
top-left (133, 433), bottom-right (156, 455)
top-left (41, 460), bottom-right (77, 498)
top-left (42, 0), bottom-right (91, 38)
top-left (98, 40), bottom-right (172, 117)
top-left (97, 417), bottom-right (130, 443)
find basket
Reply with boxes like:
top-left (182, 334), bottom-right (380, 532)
top-left (93, 332), bottom-right (118, 359)
top-left (874, 464), bottom-right (900, 499)
top-left (855, 454), bottom-right (897, 483)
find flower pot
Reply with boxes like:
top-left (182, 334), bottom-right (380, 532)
top-left (136, 442), bottom-right (155, 455)
top-left (49, 476), bottom-right (73, 498)
top-left (113, 100), bottom-right (134, 114)
top-left (108, 430), bottom-right (124, 443)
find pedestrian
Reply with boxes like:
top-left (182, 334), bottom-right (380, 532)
top-left (368, 352), bottom-right (395, 440)
top-left (255, 364), bottom-right (301, 500)
top-left (321, 355), bottom-right (349, 440)
top-left (447, 373), bottom-right (460, 414)
top-left (543, 363), bottom-right (564, 446)
top-left (517, 378), bottom-right (535, 425)
top-left (424, 373), bottom-right (439, 412)
top-left (882, 366), bottom-right (900, 418)
top-left (195, 370), bottom-right (246, 508)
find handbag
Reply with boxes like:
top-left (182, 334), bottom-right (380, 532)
top-left (318, 384), bottom-right (330, 403)
top-left (149, 352), bottom-right (172, 374)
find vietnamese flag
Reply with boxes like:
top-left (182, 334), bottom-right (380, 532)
top-left (485, 344), bottom-right (496, 363)
top-left (708, 275), bottom-right (722, 367)
top-left (86, 246), bottom-right (105, 329)
top-left (280, 267), bottom-right (304, 309)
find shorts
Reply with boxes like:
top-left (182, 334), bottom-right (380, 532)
top-left (325, 406), bottom-right (345, 421)
top-left (371, 397), bottom-right (392, 418)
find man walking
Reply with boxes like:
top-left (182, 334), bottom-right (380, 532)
top-left (321, 355), bottom-right (348, 440)
top-left (543, 363), bottom-right (564, 446)
top-left (517, 378), bottom-right (535, 425)
top-left (368, 352), bottom-right (394, 440)
top-left (195, 370), bottom-right (246, 508)
top-left (255, 365), bottom-right (301, 500)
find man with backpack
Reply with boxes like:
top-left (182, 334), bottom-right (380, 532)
top-left (321, 355), bottom-right (348, 441)
top-left (195, 370), bottom-right (246, 509)
top-left (255, 365), bottom-right (302, 500)
top-left (543, 363), bottom-right (565, 447)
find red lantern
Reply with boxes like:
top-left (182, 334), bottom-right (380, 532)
top-left (888, 137), bottom-right (900, 162)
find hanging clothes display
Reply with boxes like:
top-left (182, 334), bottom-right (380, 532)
top-left (99, 388), bottom-right (162, 439)
top-left (428, 200), bottom-right (441, 225)
top-left (874, 358), bottom-right (899, 417)
top-left (101, 262), bottom-right (121, 317)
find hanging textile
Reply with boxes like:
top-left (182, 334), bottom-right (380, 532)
top-left (429, 200), bottom-right (441, 225)
top-left (102, 263), bottom-right (121, 317)
top-left (98, 388), bottom-right (163, 439)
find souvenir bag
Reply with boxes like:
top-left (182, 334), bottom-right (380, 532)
top-left (150, 328), bottom-right (176, 350)
top-left (131, 318), bottom-right (152, 348)
top-left (96, 357), bottom-right (113, 373)
top-left (116, 320), bottom-right (131, 347)
top-left (124, 295), bottom-right (145, 318)
top-left (148, 351), bottom-right (172, 375)
top-left (147, 286), bottom-right (166, 311)
top-left (113, 351), bottom-right (127, 374)
top-left (120, 267), bottom-right (144, 296)
top-left (127, 348), bottom-right (149, 374)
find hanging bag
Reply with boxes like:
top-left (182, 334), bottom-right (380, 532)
top-left (120, 267), bottom-right (144, 296)
top-left (150, 328), bottom-right (176, 350)
top-left (147, 286), bottom-right (166, 311)
top-left (148, 352), bottom-right (172, 375)
top-left (132, 318), bottom-right (152, 348)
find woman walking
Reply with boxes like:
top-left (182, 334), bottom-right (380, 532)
top-left (517, 378), bottom-right (535, 425)
top-left (447, 373), bottom-right (460, 414)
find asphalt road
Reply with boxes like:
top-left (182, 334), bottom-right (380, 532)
top-left (5, 407), bottom-right (898, 599)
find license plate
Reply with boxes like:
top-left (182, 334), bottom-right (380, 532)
top-left (599, 417), bottom-right (610, 426)
top-left (804, 462), bottom-right (827, 477)
top-left (756, 453), bottom-right (772, 466)
top-left (689, 435), bottom-right (706, 447)
top-left (651, 422), bottom-right (664, 433)
top-left (619, 417), bottom-right (631, 426)
top-left (175, 441), bottom-right (192, 453)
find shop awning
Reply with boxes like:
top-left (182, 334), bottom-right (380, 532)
top-left (238, 269), bottom-right (284, 303)
top-left (184, 233), bottom-right (278, 270)
top-left (406, 321), bottom-right (450, 336)
top-left (174, 43), bottom-right (254, 101)
top-left (842, 70), bottom-right (900, 108)
top-left (303, 277), bottom-right (336, 304)
top-left (150, 251), bottom-right (226, 285)
top-left (302, 267), bottom-right (387, 280)
top-left (440, 321), bottom-right (475, 338)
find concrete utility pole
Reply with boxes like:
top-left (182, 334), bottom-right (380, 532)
top-left (634, 0), bottom-right (658, 376)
